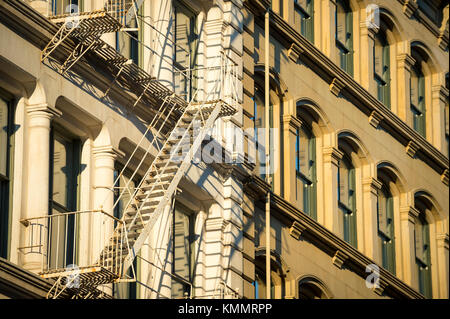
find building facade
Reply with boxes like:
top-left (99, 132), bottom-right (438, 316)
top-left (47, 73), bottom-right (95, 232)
top-left (0, 0), bottom-right (448, 299)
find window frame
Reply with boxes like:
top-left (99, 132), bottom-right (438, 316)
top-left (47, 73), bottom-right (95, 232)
top-left (377, 182), bottom-right (396, 274)
top-left (374, 30), bottom-right (391, 108)
top-left (410, 60), bottom-right (426, 138)
top-left (0, 93), bottom-right (14, 259)
top-left (295, 123), bottom-right (317, 219)
top-left (337, 154), bottom-right (357, 247)
top-left (414, 202), bottom-right (432, 298)
top-left (294, 0), bottom-right (314, 43)
top-left (335, 0), bottom-right (353, 76)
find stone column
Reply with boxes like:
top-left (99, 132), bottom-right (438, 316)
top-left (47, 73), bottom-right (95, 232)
top-left (431, 85), bottom-right (449, 153)
top-left (147, 203), bottom-right (173, 298)
top-left (91, 144), bottom-right (118, 296)
top-left (399, 206), bottom-right (419, 287)
top-left (362, 177), bottom-right (382, 262)
top-left (436, 233), bottom-right (449, 298)
top-left (281, 115), bottom-right (301, 204)
top-left (396, 53), bottom-right (415, 124)
top-left (151, 0), bottom-right (174, 90)
top-left (22, 103), bottom-right (61, 273)
top-left (322, 147), bottom-right (343, 234)
top-left (359, 21), bottom-right (378, 97)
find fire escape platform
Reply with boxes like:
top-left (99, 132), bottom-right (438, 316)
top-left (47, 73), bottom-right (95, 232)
top-left (40, 266), bottom-right (119, 284)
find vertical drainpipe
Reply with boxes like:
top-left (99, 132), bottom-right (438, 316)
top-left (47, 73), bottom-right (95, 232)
top-left (264, 5), bottom-right (271, 300)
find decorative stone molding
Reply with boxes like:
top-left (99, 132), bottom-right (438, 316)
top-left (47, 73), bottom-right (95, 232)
top-left (402, 0), bottom-right (418, 18)
top-left (436, 233), bottom-right (449, 250)
top-left (206, 217), bottom-right (229, 232)
top-left (26, 102), bottom-right (62, 119)
top-left (432, 85), bottom-right (449, 103)
top-left (329, 78), bottom-right (345, 97)
top-left (362, 177), bottom-right (382, 195)
top-left (323, 147), bottom-right (344, 166)
top-left (400, 206), bottom-right (420, 223)
top-left (282, 115), bottom-right (302, 135)
top-left (289, 221), bottom-right (306, 240)
top-left (368, 110), bottom-right (384, 128)
top-left (359, 20), bottom-right (379, 39)
top-left (405, 140), bottom-right (420, 158)
top-left (441, 169), bottom-right (449, 186)
top-left (396, 53), bottom-right (416, 71)
top-left (287, 43), bottom-right (304, 63)
top-left (332, 250), bottom-right (348, 269)
top-left (373, 279), bottom-right (389, 296)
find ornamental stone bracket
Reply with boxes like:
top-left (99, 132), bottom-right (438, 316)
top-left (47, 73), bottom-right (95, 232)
top-left (438, 29), bottom-right (449, 51)
top-left (368, 110), bottom-right (384, 128)
top-left (396, 53), bottom-right (416, 71)
top-left (405, 140), bottom-right (420, 158)
top-left (332, 250), bottom-right (349, 269)
top-left (402, 0), bottom-right (418, 18)
top-left (441, 169), bottom-right (449, 186)
top-left (329, 78), bottom-right (345, 97)
top-left (287, 43), bottom-right (304, 63)
top-left (373, 278), bottom-right (389, 296)
top-left (289, 221), bottom-right (307, 240)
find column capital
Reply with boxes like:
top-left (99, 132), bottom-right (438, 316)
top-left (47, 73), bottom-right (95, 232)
top-left (396, 53), bottom-right (416, 71)
top-left (400, 206), bottom-right (420, 223)
top-left (360, 21), bottom-right (379, 39)
top-left (26, 103), bottom-right (62, 119)
top-left (323, 146), bottom-right (343, 166)
top-left (431, 85), bottom-right (449, 102)
top-left (92, 145), bottom-right (123, 160)
top-left (282, 114), bottom-right (302, 134)
top-left (362, 177), bottom-right (382, 195)
top-left (436, 233), bottom-right (449, 250)
top-left (441, 169), bottom-right (449, 186)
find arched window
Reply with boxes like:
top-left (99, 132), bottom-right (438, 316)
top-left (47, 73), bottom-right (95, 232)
top-left (374, 29), bottom-right (391, 108)
top-left (295, 124), bottom-right (316, 219)
top-left (298, 278), bottom-right (329, 299)
top-left (414, 197), bottom-right (432, 298)
top-left (337, 155), bottom-right (357, 247)
top-left (335, 0), bottom-right (353, 76)
top-left (254, 255), bottom-right (285, 299)
top-left (294, 0), bottom-right (314, 42)
top-left (377, 183), bottom-right (395, 274)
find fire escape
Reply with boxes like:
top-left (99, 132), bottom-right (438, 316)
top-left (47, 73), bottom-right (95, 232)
top-left (20, 0), bottom-right (238, 299)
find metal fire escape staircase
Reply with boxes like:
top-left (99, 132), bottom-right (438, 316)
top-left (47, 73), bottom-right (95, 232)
top-left (31, 0), bottom-right (238, 299)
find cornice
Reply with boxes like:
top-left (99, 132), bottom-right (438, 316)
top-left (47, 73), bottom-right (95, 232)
top-left (246, 0), bottom-right (449, 182)
top-left (269, 192), bottom-right (425, 299)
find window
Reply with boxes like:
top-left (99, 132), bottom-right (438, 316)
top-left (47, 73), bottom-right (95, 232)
top-left (417, 0), bottom-right (446, 27)
top-left (172, 202), bottom-right (195, 299)
top-left (116, 14), bottom-right (141, 66)
top-left (52, 0), bottom-right (80, 16)
top-left (174, 1), bottom-right (198, 100)
top-left (377, 184), bottom-right (395, 274)
top-left (0, 95), bottom-right (13, 259)
top-left (337, 156), bottom-right (357, 247)
top-left (298, 279), bottom-right (328, 299)
top-left (335, 0), bottom-right (353, 76)
top-left (414, 201), bottom-right (432, 298)
top-left (374, 30), bottom-right (390, 108)
top-left (410, 60), bottom-right (426, 137)
top-left (295, 125), bottom-right (316, 219)
top-left (294, 0), bottom-right (314, 42)
top-left (48, 128), bottom-right (81, 269)
top-left (112, 167), bottom-right (140, 299)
